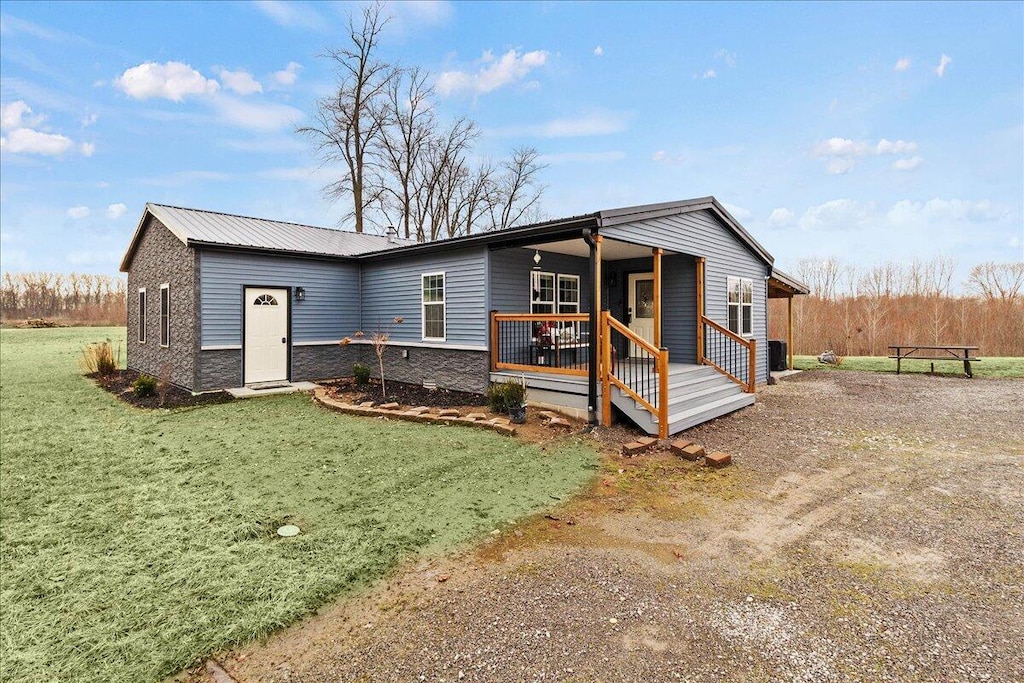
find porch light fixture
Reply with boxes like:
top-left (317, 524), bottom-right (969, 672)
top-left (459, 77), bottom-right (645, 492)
top-left (294, 287), bottom-right (306, 301)
top-left (533, 249), bottom-right (542, 269)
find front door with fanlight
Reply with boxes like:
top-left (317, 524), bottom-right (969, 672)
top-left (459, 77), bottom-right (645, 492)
top-left (627, 272), bottom-right (655, 355)
top-left (244, 287), bottom-right (289, 384)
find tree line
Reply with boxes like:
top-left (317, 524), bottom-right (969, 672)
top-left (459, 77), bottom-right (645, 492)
top-left (298, 2), bottom-right (545, 241)
top-left (0, 272), bottom-right (126, 326)
top-left (769, 258), bottom-right (1024, 357)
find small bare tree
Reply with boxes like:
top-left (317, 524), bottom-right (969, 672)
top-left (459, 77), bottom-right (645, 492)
top-left (341, 316), bottom-right (403, 398)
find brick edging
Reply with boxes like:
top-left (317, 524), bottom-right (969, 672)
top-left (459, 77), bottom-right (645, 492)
top-left (312, 388), bottom-right (517, 437)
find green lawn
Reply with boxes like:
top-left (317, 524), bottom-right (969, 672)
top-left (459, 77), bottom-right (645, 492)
top-left (793, 354), bottom-right (1024, 378)
top-left (0, 327), bottom-right (598, 683)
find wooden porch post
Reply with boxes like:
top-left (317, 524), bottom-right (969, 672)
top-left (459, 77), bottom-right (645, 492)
top-left (696, 257), bottom-right (706, 363)
top-left (652, 248), bottom-right (663, 348)
top-left (787, 295), bottom-right (794, 370)
top-left (601, 311), bottom-right (612, 426)
top-left (489, 310), bottom-right (498, 371)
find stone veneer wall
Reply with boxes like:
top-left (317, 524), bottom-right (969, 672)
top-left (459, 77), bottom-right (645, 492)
top-left (292, 344), bottom-right (360, 383)
top-left (358, 345), bottom-right (491, 395)
top-left (126, 217), bottom-right (198, 390)
top-left (196, 350), bottom-right (241, 391)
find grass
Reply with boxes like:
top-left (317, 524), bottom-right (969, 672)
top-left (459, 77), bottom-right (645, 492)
top-left (0, 327), bottom-right (599, 683)
top-left (793, 355), bottom-right (1024, 378)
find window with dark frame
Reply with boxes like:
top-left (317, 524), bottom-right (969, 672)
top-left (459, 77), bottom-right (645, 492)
top-left (160, 283), bottom-right (170, 347)
top-left (138, 288), bottom-right (146, 343)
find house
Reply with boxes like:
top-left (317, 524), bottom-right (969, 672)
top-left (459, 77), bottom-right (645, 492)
top-left (119, 198), bottom-right (808, 437)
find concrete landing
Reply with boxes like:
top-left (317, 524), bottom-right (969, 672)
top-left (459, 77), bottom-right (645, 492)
top-left (226, 381), bottom-right (319, 399)
top-left (770, 369), bottom-right (802, 381)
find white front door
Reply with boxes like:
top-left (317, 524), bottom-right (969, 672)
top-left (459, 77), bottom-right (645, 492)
top-left (244, 287), bottom-right (289, 384)
top-left (627, 273), bottom-right (656, 356)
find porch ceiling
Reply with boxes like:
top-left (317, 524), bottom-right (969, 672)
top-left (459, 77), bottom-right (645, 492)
top-left (524, 238), bottom-right (675, 261)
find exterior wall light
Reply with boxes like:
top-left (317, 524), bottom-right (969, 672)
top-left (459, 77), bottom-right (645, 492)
top-left (295, 287), bottom-right (306, 301)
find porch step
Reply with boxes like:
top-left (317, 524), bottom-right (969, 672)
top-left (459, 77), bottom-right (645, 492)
top-left (610, 365), bottom-right (754, 436)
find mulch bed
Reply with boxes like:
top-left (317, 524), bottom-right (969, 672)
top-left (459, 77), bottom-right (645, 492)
top-left (90, 369), bottom-right (233, 409)
top-left (322, 378), bottom-right (488, 409)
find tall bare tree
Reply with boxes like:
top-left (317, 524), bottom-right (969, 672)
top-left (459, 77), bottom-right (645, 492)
top-left (299, 2), bottom-right (394, 233)
top-left (489, 147), bottom-right (546, 231)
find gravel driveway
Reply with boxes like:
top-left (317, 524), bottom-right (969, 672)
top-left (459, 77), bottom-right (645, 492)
top-left (192, 371), bottom-right (1023, 683)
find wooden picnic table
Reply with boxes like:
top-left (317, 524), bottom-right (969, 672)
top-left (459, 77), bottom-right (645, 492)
top-left (888, 344), bottom-right (981, 378)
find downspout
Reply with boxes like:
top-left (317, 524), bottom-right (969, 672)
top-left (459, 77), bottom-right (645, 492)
top-left (582, 228), bottom-right (599, 426)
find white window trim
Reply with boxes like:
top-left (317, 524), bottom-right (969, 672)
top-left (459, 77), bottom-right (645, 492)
top-left (138, 288), bottom-right (147, 344)
top-left (727, 276), bottom-right (754, 337)
top-left (530, 270), bottom-right (556, 315)
top-left (159, 283), bottom-right (170, 347)
top-left (421, 272), bottom-right (446, 342)
top-left (556, 274), bottom-right (581, 314)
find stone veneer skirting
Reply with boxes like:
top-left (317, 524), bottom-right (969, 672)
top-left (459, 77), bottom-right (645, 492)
top-left (197, 343), bottom-right (490, 394)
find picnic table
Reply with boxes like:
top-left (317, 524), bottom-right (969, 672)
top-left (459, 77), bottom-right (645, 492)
top-left (888, 344), bottom-right (980, 378)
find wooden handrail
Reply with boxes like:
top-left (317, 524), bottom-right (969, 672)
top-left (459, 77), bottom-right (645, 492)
top-left (700, 314), bottom-right (754, 349)
top-left (493, 313), bottom-right (590, 322)
top-left (699, 314), bottom-right (757, 393)
top-left (606, 315), bottom-right (661, 357)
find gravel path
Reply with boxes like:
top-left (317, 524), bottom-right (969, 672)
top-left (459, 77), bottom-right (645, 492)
top-left (191, 371), bottom-right (1024, 683)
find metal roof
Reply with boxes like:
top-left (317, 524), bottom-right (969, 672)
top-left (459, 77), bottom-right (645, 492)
top-left (768, 268), bottom-right (811, 296)
top-left (120, 203), bottom-right (414, 271)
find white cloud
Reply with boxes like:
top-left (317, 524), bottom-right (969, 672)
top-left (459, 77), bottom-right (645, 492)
top-left (796, 198), bottom-right (1009, 237)
top-left (594, 45), bottom-right (604, 57)
top-left (651, 149), bottom-right (685, 165)
top-left (115, 61), bottom-right (219, 101)
top-left (886, 198), bottom-right (1006, 229)
top-left (437, 49), bottom-right (548, 96)
top-left (825, 158), bottom-right (856, 175)
top-left (935, 54), bottom-right (952, 78)
top-left (1, 100), bottom-right (42, 130)
top-left (892, 156), bottom-right (923, 172)
top-left (798, 199), bottom-right (876, 232)
top-left (219, 69), bottom-right (263, 95)
top-left (81, 112), bottom-right (99, 127)
top-left (105, 202), bottom-right (128, 219)
top-left (393, 1), bottom-right (453, 26)
top-left (812, 137), bottom-right (868, 157)
top-left (715, 49), bottom-right (737, 68)
top-left (875, 139), bottom-right (918, 155)
top-left (702, 69), bottom-right (716, 79)
top-left (209, 95), bottom-right (303, 131)
top-left (894, 57), bottom-right (911, 72)
top-left (271, 62), bottom-right (302, 87)
top-left (80, 142), bottom-right (95, 156)
top-left (722, 202), bottom-right (752, 221)
top-left (67, 205), bottom-right (90, 219)
top-left (0, 127), bottom-right (74, 155)
top-left (768, 207), bottom-right (795, 227)
top-left (491, 111), bottom-right (629, 138)
top-left (252, 1), bottom-right (327, 30)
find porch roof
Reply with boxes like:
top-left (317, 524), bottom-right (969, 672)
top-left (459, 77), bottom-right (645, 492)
top-left (768, 268), bottom-right (811, 297)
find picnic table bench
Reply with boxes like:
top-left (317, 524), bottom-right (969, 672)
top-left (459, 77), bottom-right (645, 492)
top-left (888, 344), bottom-right (981, 378)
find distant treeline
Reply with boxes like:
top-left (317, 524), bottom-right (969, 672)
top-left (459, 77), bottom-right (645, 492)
top-left (1, 272), bottom-right (126, 326)
top-left (770, 259), bottom-right (1024, 357)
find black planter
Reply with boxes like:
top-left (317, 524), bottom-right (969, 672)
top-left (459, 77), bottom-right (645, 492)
top-left (508, 405), bottom-right (527, 424)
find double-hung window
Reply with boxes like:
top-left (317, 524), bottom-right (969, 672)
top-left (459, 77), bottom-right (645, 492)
top-left (422, 273), bottom-right (446, 341)
top-left (530, 271), bottom-right (555, 314)
top-left (557, 275), bottom-right (580, 314)
top-left (138, 288), bottom-right (147, 343)
top-left (727, 276), bottom-right (753, 337)
top-left (159, 283), bottom-right (170, 347)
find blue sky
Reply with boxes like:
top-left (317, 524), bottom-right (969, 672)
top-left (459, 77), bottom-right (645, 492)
top-left (1, 1), bottom-right (1021, 285)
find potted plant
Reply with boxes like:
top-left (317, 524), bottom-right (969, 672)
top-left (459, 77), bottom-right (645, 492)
top-left (488, 377), bottom-right (528, 424)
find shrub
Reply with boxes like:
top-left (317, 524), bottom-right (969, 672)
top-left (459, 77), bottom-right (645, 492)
top-left (487, 379), bottom-right (527, 412)
top-left (133, 374), bottom-right (157, 397)
top-left (79, 339), bottom-right (119, 376)
top-left (352, 363), bottom-right (371, 385)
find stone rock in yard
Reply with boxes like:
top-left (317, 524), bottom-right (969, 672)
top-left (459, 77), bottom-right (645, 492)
top-left (669, 439), bottom-right (692, 455)
top-left (466, 412), bottom-right (488, 420)
top-left (704, 451), bottom-right (732, 468)
top-left (622, 437), bottom-right (657, 456)
top-left (378, 402), bottom-right (401, 410)
top-left (359, 401), bottom-right (375, 408)
top-left (547, 417), bottom-right (572, 429)
top-left (679, 443), bottom-right (706, 461)
top-left (438, 408), bottom-right (460, 417)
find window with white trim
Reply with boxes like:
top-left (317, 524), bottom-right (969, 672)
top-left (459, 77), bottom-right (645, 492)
top-left (557, 274), bottom-right (580, 314)
top-left (159, 283), bottom-right (170, 347)
top-left (138, 288), bottom-right (147, 343)
top-left (421, 273), bottom-right (445, 341)
top-left (530, 271), bottom-right (555, 314)
top-left (727, 276), bottom-right (753, 336)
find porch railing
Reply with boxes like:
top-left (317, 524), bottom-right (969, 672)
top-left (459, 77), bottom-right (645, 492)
top-left (700, 314), bottom-right (757, 393)
top-left (490, 313), bottom-right (591, 377)
top-left (601, 312), bottom-right (669, 438)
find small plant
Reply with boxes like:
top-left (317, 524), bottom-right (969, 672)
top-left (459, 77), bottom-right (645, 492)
top-left (352, 363), bottom-right (371, 385)
top-left (133, 374), bottom-right (157, 397)
top-left (79, 339), bottom-right (120, 376)
top-left (487, 378), bottom-right (527, 412)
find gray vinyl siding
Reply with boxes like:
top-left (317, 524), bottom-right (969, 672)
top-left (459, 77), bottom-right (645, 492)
top-left (601, 209), bottom-right (771, 382)
top-left (199, 250), bottom-right (360, 347)
top-left (488, 247), bottom-right (592, 312)
top-left (360, 246), bottom-right (488, 346)
top-left (662, 255), bottom-right (697, 364)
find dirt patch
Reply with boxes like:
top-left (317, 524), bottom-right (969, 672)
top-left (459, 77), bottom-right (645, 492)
top-left (184, 371), bottom-right (1024, 683)
top-left (91, 369), bottom-right (232, 409)
top-left (323, 378), bottom-right (488, 408)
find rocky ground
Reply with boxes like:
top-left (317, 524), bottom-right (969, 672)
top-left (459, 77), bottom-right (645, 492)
top-left (188, 371), bottom-right (1024, 683)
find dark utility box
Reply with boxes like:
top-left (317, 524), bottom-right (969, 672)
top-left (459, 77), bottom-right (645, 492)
top-left (769, 339), bottom-right (788, 371)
